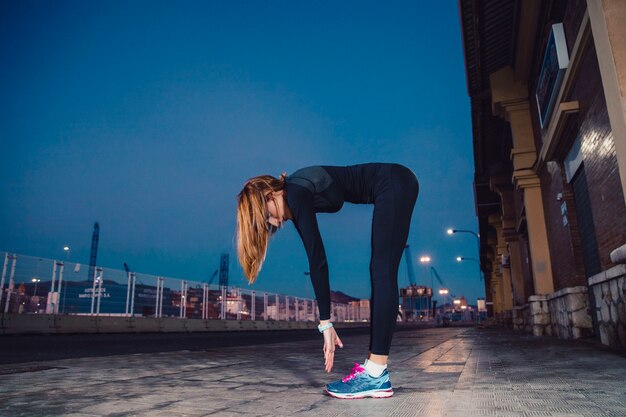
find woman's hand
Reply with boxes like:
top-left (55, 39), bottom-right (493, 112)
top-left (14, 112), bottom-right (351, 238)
top-left (322, 326), bottom-right (343, 373)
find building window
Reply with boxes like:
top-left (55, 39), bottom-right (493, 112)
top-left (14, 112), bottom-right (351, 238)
top-left (570, 165), bottom-right (601, 276)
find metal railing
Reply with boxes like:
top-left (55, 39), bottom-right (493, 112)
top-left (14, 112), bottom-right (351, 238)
top-left (0, 251), bottom-right (369, 322)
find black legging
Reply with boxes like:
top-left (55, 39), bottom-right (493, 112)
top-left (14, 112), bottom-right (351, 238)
top-left (369, 164), bottom-right (419, 355)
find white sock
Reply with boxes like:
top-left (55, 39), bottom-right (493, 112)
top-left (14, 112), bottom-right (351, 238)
top-left (364, 359), bottom-right (387, 377)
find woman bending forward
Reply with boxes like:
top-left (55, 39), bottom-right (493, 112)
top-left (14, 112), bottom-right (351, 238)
top-left (236, 162), bottom-right (419, 399)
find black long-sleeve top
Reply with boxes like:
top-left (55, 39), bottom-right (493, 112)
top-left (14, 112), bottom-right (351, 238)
top-left (284, 163), bottom-right (385, 320)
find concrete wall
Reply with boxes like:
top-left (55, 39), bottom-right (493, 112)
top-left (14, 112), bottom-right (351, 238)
top-left (511, 287), bottom-right (594, 340)
top-left (588, 264), bottom-right (626, 347)
top-left (513, 304), bottom-right (532, 334)
top-left (547, 286), bottom-right (594, 339)
top-left (0, 315), bottom-right (371, 335)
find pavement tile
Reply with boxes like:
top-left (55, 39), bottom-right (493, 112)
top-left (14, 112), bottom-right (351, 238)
top-left (1, 327), bottom-right (626, 416)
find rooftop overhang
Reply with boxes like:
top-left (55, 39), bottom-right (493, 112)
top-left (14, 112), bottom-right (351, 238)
top-left (460, 0), bottom-right (519, 282)
top-left (460, 0), bottom-right (518, 180)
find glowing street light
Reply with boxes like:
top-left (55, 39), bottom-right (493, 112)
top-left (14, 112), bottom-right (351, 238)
top-left (417, 256), bottom-right (432, 320)
top-left (31, 278), bottom-right (41, 297)
top-left (447, 228), bottom-right (481, 282)
top-left (446, 228), bottom-right (479, 240)
top-left (456, 256), bottom-right (482, 280)
top-left (456, 256), bottom-right (480, 265)
top-left (438, 288), bottom-right (451, 311)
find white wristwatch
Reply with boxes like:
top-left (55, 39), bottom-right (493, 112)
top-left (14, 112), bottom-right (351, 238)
top-left (318, 322), bottom-right (333, 333)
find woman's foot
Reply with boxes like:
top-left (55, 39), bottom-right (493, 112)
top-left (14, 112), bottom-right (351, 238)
top-left (325, 363), bottom-right (394, 399)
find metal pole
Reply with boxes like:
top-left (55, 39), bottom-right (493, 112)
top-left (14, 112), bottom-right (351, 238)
top-left (158, 278), bottom-right (163, 318)
top-left (96, 269), bottom-right (103, 316)
top-left (157, 277), bottom-right (163, 318)
top-left (153, 277), bottom-right (161, 318)
top-left (236, 289), bottom-right (241, 321)
top-left (4, 255), bottom-right (17, 313)
top-left (125, 271), bottom-right (132, 316)
top-left (206, 283), bottom-right (209, 319)
top-left (159, 277), bottom-right (163, 318)
top-left (61, 266), bottom-right (69, 314)
top-left (55, 262), bottom-right (64, 314)
top-left (221, 285), bottom-right (226, 319)
top-left (45, 261), bottom-right (57, 314)
top-left (179, 280), bottom-right (185, 318)
top-left (183, 281), bottom-right (187, 318)
top-left (0, 253), bottom-right (9, 308)
top-left (275, 294), bottom-right (279, 320)
top-left (90, 266), bottom-right (97, 315)
top-left (159, 277), bottom-right (165, 317)
top-left (130, 272), bottom-right (136, 317)
top-left (203, 283), bottom-right (208, 320)
top-left (50, 261), bottom-right (58, 294)
top-left (251, 290), bottom-right (255, 321)
top-left (185, 281), bottom-right (188, 318)
top-left (451, 229), bottom-right (481, 281)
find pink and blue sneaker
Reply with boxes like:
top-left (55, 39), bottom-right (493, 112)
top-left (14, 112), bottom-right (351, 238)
top-left (325, 363), bottom-right (394, 399)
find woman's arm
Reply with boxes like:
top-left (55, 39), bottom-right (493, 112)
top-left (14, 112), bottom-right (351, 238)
top-left (287, 184), bottom-right (331, 321)
top-left (288, 184), bottom-right (343, 371)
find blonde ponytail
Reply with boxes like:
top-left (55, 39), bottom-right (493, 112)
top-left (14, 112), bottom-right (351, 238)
top-left (236, 173), bottom-right (287, 284)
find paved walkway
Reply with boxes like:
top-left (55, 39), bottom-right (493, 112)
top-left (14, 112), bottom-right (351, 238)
top-left (1, 327), bottom-right (625, 416)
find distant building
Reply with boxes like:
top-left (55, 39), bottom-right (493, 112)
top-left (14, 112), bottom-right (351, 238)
top-left (399, 285), bottom-right (432, 320)
top-left (453, 296), bottom-right (467, 311)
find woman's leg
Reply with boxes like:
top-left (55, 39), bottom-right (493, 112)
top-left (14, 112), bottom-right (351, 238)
top-left (325, 164), bottom-right (418, 399)
top-left (369, 164), bottom-right (418, 359)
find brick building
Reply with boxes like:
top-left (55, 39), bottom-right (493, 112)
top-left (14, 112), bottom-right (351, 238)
top-left (459, 0), bottom-right (626, 348)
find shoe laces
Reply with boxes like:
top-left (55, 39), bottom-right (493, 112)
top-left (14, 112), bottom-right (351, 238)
top-left (341, 363), bottom-right (366, 383)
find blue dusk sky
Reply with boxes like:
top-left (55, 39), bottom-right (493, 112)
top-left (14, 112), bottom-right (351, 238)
top-left (0, 1), bottom-right (484, 303)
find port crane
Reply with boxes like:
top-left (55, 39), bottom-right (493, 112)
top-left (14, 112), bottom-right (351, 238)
top-left (207, 270), bottom-right (219, 286)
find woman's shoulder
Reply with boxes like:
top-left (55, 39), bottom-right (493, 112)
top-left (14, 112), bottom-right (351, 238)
top-left (286, 166), bottom-right (333, 193)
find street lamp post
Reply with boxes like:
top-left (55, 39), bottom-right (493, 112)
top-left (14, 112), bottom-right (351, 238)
top-left (62, 246), bottom-right (70, 314)
top-left (456, 256), bottom-right (482, 281)
top-left (438, 288), bottom-right (450, 314)
top-left (32, 278), bottom-right (40, 297)
top-left (31, 277), bottom-right (41, 314)
top-left (419, 256), bottom-right (431, 320)
top-left (447, 228), bottom-right (480, 274)
top-left (447, 228), bottom-right (479, 242)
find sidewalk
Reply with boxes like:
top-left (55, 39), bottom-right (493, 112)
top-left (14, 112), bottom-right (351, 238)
top-left (1, 327), bottom-right (625, 416)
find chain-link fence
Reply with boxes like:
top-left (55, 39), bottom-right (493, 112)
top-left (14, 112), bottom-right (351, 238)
top-left (0, 251), bottom-right (368, 322)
